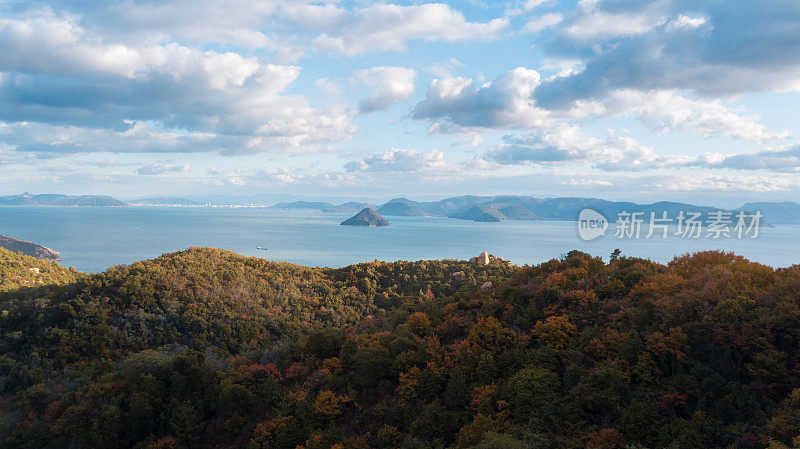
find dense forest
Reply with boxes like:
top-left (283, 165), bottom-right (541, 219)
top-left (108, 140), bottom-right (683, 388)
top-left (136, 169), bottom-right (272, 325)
top-left (2, 246), bottom-right (800, 448)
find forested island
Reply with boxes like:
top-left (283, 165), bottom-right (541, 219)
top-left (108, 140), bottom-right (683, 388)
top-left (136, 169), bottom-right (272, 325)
top-left (2, 247), bottom-right (800, 448)
top-left (340, 208), bottom-right (390, 226)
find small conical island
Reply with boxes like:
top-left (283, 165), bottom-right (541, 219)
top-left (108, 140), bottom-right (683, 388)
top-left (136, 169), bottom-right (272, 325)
top-left (340, 208), bottom-right (390, 227)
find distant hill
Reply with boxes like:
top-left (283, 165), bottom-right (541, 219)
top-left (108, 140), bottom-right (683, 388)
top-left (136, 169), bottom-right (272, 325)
top-left (742, 202), bottom-right (800, 224)
top-left (498, 204), bottom-right (538, 220)
top-left (0, 192), bottom-right (126, 206)
top-left (398, 195), bottom-right (743, 223)
top-left (0, 235), bottom-right (61, 261)
top-left (376, 200), bottom-right (428, 217)
top-left (454, 205), bottom-right (503, 222)
top-left (323, 205), bottom-right (359, 213)
top-left (323, 202), bottom-right (376, 213)
top-left (272, 201), bottom-right (334, 210)
top-left (340, 208), bottom-right (390, 226)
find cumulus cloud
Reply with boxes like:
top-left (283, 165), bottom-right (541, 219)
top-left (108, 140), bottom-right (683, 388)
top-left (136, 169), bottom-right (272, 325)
top-left (99, 0), bottom-right (281, 48)
top-left (651, 173), bottom-right (800, 193)
top-left (412, 67), bottom-right (551, 132)
top-left (353, 67), bottom-right (417, 113)
top-left (690, 144), bottom-right (800, 173)
top-left (137, 161), bottom-right (190, 175)
top-left (536, 0), bottom-right (800, 107)
top-left (0, 10), bottom-right (355, 155)
top-left (89, 1), bottom-right (508, 57)
top-left (306, 3), bottom-right (509, 55)
top-left (2, 0), bottom-right (798, 199)
top-left (489, 125), bottom-right (800, 174)
top-left (0, 121), bottom-right (220, 154)
top-left (487, 126), bottom-right (672, 171)
top-left (596, 90), bottom-right (787, 143)
top-left (412, 66), bottom-right (778, 143)
top-left (27, 0), bottom-right (510, 60)
top-left (345, 149), bottom-right (452, 173)
top-left (240, 166), bottom-right (357, 188)
top-left (560, 2), bottom-right (666, 41)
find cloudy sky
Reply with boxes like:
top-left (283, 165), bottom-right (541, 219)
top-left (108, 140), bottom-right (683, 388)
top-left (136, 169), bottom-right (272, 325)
top-left (1, 0), bottom-right (799, 205)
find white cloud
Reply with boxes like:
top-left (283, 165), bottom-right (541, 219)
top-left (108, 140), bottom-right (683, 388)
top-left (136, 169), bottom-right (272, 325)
top-left (665, 15), bottom-right (707, 32)
top-left (487, 125), bottom-right (671, 171)
top-left (412, 67), bottom-right (551, 132)
top-left (345, 149), bottom-right (452, 173)
top-left (34, 1), bottom-right (509, 60)
top-left (137, 161), bottom-right (190, 175)
top-left (308, 3), bottom-right (509, 55)
top-left (523, 0), bottom-right (549, 11)
top-left (690, 144), bottom-right (800, 173)
top-left (314, 77), bottom-right (343, 96)
top-left (0, 11), bottom-right (356, 155)
top-left (242, 166), bottom-right (357, 187)
top-left (489, 124), bottom-right (800, 175)
top-left (652, 173), bottom-right (800, 193)
top-left (521, 13), bottom-right (563, 34)
top-left (353, 66), bottom-right (417, 113)
top-left (537, 0), bottom-right (800, 107)
top-left (597, 90), bottom-right (787, 143)
top-left (107, 0), bottom-right (280, 47)
top-left (562, 9), bottom-right (664, 41)
top-left (411, 66), bottom-right (777, 144)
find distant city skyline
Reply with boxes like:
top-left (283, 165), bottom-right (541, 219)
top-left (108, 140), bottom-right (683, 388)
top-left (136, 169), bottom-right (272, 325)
top-left (2, 0), bottom-right (800, 206)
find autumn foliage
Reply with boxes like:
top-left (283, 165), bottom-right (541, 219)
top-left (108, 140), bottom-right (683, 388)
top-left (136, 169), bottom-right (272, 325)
top-left (1, 247), bottom-right (800, 448)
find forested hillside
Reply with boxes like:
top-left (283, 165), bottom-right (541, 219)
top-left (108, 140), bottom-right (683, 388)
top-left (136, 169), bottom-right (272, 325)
top-left (0, 247), bottom-right (81, 292)
top-left (2, 248), bottom-right (800, 449)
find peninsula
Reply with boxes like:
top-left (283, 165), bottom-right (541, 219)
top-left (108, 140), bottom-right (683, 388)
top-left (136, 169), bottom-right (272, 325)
top-left (0, 234), bottom-right (61, 261)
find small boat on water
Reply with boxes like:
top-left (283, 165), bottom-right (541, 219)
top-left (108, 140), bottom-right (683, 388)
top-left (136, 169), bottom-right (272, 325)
top-left (257, 246), bottom-right (268, 250)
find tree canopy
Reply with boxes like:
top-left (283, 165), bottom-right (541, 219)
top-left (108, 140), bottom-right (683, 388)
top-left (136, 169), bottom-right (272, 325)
top-left (2, 247), bottom-right (800, 449)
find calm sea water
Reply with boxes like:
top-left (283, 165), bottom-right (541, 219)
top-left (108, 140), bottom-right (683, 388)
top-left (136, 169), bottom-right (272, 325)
top-left (0, 206), bottom-right (798, 272)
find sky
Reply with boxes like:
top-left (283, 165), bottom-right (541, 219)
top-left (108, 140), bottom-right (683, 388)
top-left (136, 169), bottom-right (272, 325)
top-left (1, 0), bottom-right (799, 206)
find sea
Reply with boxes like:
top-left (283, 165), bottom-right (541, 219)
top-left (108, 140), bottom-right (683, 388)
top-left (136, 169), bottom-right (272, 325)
top-left (1, 206), bottom-right (799, 273)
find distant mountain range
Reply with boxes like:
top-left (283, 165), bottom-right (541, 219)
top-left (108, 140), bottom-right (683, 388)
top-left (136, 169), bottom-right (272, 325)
top-left (376, 201), bottom-right (428, 217)
top-left (742, 202), bottom-right (800, 224)
top-left (4, 192), bottom-right (799, 224)
top-left (323, 202), bottom-right (376, 213)
top-left (0, 193), bottom-right (126, 207)
top-left (275, 196), bottom-right (796, 224)
top-left (270, 201), bottom-right (337, 210)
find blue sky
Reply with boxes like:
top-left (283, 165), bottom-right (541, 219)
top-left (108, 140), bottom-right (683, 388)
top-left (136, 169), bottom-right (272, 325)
top-left (1, 0), bottom-right (799, 206)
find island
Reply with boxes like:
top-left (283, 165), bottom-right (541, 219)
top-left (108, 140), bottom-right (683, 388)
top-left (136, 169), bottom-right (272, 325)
top-left (0, 234), bottom-right (62, 261)
top-left (0, 192), bottom-right (126, 206)
top-left (340, 208), bottom-right (390, 226)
